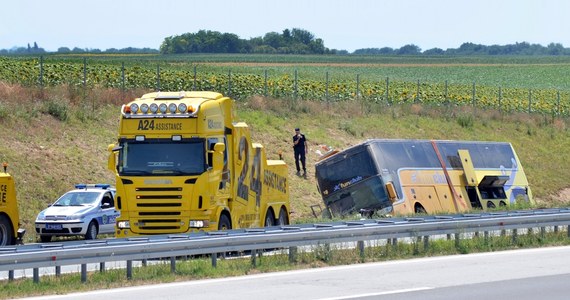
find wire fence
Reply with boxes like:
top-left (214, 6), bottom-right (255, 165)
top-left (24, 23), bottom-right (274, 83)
top-left (0, 56), bottom-right (569, 116)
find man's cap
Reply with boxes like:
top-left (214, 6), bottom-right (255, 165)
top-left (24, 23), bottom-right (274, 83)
top-left (295, 128), bottom-right (300, 131)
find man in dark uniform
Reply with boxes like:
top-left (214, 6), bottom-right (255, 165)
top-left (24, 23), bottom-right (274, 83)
top-left (293, 128), bottom-right (307, 177)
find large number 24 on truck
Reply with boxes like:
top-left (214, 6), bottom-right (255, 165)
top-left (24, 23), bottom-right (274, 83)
top-left (0, 163), bottom-right (25, 246)
top-left (108, 91), bottom-right (290, 237)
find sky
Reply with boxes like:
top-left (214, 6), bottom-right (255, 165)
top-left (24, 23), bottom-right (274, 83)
top-left (2, 0), bottom-right (570, 53)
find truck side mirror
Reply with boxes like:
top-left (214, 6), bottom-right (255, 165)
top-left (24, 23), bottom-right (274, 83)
top-left (212, 142), bottom-right (226, 171)
top-left (107, 144), bottom-right (117, 172)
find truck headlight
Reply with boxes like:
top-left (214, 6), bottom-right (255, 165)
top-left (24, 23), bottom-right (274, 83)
top-left (189, 220), bottom-right (206, 228)
top-left (117, 221), bottom-right (131, 229)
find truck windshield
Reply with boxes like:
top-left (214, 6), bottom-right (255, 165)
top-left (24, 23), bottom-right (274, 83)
top-left (118, 139), bottom-right (206, 176)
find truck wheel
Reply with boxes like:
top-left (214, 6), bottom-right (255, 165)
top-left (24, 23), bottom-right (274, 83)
top-left (0, 215), bottom-right (14, 246)
top-left (218, 214), bottom-right (231, 231)
top-left (264, 210), bottom-right (275, 227)
top-left (85, 221), bottom-right (98, 240)
top-left (40, 235), bottom-right (52, 243)
top-left (278, 208), bottom-right (289, 226)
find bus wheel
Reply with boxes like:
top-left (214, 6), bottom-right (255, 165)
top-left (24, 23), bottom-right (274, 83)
top-left (264, 209), bottom-right (275, 227)
top-left (0, 215), bottom-right (14, 246)
top-left (487, 202), bottom-right (496, 209)
top-left (414, 204), bottom-right (427, 214)
top-left (278, 207), bottom-right (289, 226)
top-left (499, 201), bottom-right (507, 207)
top-left (218, 214), bottom-right (231, 230)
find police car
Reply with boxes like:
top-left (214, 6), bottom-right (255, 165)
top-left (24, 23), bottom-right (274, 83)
top-left (35, 184), bottom-right (119, 242)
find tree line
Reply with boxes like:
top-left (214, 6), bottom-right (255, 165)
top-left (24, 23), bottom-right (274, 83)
top-left (3, 29), bottom-right (570, 56)
top-left (353, 42), bottom-right (570, 56)
top-left (159, 28), bottom-right (332, 54)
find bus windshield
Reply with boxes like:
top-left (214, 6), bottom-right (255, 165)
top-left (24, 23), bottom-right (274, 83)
top-left (316, 147), bottom-right (378, 198)
top-left (117, 139), bottom-right (206, 176)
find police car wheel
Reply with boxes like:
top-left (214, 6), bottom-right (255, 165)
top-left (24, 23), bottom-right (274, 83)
top-left (85, 221), bottom-right (98, 240)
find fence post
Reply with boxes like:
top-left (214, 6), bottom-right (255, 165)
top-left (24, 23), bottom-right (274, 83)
top-left (227, 70), bottom-right (232, 97)
top-left (193, 65), bottom-right (197, 90)
top-left (356, 74), bottom-right (360, 100)
top-left (39, 56), bottom-right (44, 88)
top-left (264, 69), bottom-right (268, 97)
top-left (325, 71), bottom-right (329, 102)
top-left (498, 86), bottom-right (502, 111)
top-left (156, 65), bottom-right (161, 92)
top-left (472, 81), bottom-right (476, 107)
top-left (82, 57), bottom-right (87, 89)
top-left (385, 77), bottom-right (389, 104)
top-left (445, 80), bottom-right (448, 104)
top-left (528, 89), bottom-right (532, 113)
top-left (121, 62), bottom-right (125, 96)
top-left (557, 91), bottom-right (560, 116)
top-left (416, 79), bottom-right (420, 103)
top-left (294, 69), bottom-right (298, 100)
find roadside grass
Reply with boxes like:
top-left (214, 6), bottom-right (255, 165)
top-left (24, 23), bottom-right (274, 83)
top-left (1, 83), bottom-right (570, 241)
top-left (2, 229), bottom-right (570, 299)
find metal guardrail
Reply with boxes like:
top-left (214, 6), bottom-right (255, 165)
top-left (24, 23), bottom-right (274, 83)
top-left (2, 208), bottom-right (570, 282)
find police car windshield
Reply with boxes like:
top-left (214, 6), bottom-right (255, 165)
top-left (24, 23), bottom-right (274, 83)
top-left (117, 139), bottom-right (206, 176)
top-left (53, 191), bottom-right (100, 206)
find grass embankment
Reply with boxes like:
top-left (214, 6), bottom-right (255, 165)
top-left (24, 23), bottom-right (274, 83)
top-left (1, 84), bottom-right (570, 241)
top-left (2, 84), bottom-right (570, 297)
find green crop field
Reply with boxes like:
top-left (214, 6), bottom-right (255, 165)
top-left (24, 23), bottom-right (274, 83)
top-left (1, 54), bottom-right (570, 115)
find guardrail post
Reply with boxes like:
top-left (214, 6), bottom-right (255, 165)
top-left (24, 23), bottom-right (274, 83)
top-left (423, 236), bottom-right (429, 251)
top-left (211, 253), bottom-right (217, 267)
top-left (357, 241), bottom-right (365, 262)
top-left (251, 249), bottom-right (257, 266)
top-left (142, 259), bottom-right (148, 267)
top-left (414, 236), bottom-right (421, 255)
top-left (554, 226), bottom-right (559, 233)
top-left (127, 260), bottom-right (133, 280)
top-left (55, 266), bottom-right (61, 277)
top-left (170, 257), bottom-right (176, 273)
top-left (454, 233), bottom-right (460, 249)
top-left (81, 264), bottom-right (87, 283)
top-left (289, 246), bottom-right (298, 263)
top-left (33, 268), bottom-right (39, 283)
top-left (512, 229), bottom-right (518, 244)
top-left (8, 270), bottom-right (14, 281)
top-left (541, 227), bottom-right (546, 239)
top-left (100, 262), bottom-right (105, 272)
top-left (391, 238), bottom-right (398, 249)
top-left (567, 225), bottom-right (570, 238)
top-left (484, 231), bottom-right (490, 245)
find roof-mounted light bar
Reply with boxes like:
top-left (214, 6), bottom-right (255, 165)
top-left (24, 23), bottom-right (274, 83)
top-left (122, 102), bottom-right (197, 118)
